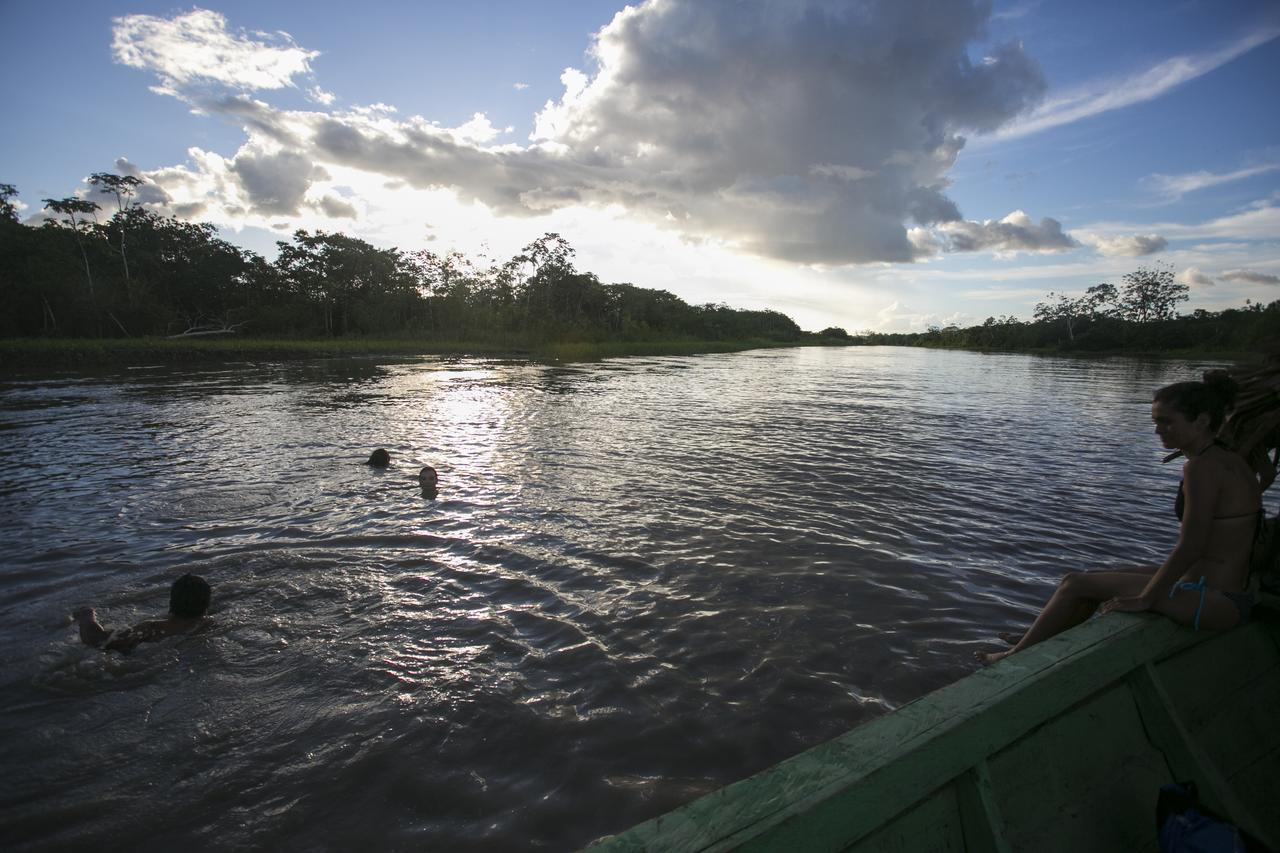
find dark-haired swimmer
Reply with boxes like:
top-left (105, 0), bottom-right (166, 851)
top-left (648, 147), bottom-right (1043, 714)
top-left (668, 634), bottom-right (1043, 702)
top-left (368, 448), bottom-right (391, 467)
top-left (73, 573), bottom-right (212, 654)
top-left (982, 370), bottom-right (1262, 664)
top-left (419, 465), bottom-right (438, 497)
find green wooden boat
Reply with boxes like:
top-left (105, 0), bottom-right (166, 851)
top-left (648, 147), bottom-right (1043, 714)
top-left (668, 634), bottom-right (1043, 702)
top-left (587, 602), bottom-right (1280, 852)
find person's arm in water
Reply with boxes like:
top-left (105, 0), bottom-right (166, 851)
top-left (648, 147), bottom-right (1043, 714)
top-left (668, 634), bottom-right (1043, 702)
top-left (72, 608), bottom-right (189, 653)
top-left (1104, 458), bottom-right (1217, 613)
top-left (73, 608), bottom-right (111, 648)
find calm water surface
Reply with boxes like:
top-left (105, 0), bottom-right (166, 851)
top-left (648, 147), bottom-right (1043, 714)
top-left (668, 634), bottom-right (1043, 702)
top-left (0, 347), bottom-right (1239, 851)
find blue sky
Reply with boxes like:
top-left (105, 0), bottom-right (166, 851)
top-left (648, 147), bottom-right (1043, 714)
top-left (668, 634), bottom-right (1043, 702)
top-left (3, 0), bottom-right (1278, 332)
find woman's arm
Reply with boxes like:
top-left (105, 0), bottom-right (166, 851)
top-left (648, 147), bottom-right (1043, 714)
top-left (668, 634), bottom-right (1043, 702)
top-left (1104, 459), bottom-right (1217, 612)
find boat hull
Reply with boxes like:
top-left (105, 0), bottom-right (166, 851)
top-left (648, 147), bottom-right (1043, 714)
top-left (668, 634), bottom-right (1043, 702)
top-left (587, 606), bottom-right (1280, 852)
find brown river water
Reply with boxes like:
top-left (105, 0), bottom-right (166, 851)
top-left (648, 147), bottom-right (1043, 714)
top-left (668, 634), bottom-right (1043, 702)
top-left (0, 346), bottom-right (1244, 851)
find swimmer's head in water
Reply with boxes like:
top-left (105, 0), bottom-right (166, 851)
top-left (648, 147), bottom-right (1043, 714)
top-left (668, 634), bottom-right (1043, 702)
top-left (419, 465), bottom-right (438, 488)
top-left (170, 573), bottom-right (211, 619)
top-left (368, 448), bottom-right (391, 467)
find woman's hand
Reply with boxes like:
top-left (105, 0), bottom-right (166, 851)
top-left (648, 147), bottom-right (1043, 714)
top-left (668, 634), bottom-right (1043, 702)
top-left (1101, 595), bottom-right (1154, 614)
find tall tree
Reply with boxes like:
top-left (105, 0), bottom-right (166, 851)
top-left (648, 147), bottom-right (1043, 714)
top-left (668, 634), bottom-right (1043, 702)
top-left (88, 173), bottom-right (144, 292)
top-left (1033, 292), bottom-right (1087, 341)
top-left (0, 183), bottom-right (19, 223)
top-left (42, 197), bottom-right (101, 299)
top-left (1117, 264), bottom-right (1187, 323)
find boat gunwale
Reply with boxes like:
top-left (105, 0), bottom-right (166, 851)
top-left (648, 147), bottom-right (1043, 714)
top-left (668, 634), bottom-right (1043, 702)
top-left (585, 610), bottom-right (1277, 852)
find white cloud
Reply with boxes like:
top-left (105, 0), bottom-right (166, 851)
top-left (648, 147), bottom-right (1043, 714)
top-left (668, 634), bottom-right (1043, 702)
top-left (513, 82), bottom-right (529, 91)
top-left (1177, 266), bottom-right (1214, 288)
top-left (307, 86), bottom-right (336, 105)
top-left (1082, 204), bottom-right (1280, 243)
top-left (1221, 268), bottom-right (1280, 285)
top-left (1076, 232), bottom-right (1168, 257)
top-left (119, 2), bottom-right (1052, 267)
top-left (1145, 164), bottom-right (1280, 200)
top-left (874, 300), bottom-right (970, 332)
top-left (989, 28), bottom-right (1280, 141)
top-left (112, 9), bottom-right (318, 95)
top-left (935, 209), bottom-right (1077, 254)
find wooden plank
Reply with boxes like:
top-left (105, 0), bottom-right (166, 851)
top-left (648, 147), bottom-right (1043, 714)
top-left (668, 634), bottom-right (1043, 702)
top-left (1126, 661), bottom-right (1277, 850)
top-left (1227, 741), bottom-right (1280, 839)
top-left (1154, 622), bottom-right (1280, 735)
top-left (985, 684), bottom-right (1167, 853)
top-left (586, 614), bottom-right (1206, 852)
top-left (954, 762), bottom-right (1011, 853)
top-left (843, 785), bottom-right (965, 853)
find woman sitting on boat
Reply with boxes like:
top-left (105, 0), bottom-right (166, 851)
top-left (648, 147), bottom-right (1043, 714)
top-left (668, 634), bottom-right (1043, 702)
top-left (982, 370), bottom-right (1264, 664)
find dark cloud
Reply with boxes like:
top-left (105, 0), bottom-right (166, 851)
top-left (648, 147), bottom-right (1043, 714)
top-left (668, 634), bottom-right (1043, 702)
top-left (127, 0), bottom-right (1057, 265)
top-left (316, 194), bottom-right (358, 219)
top-left (230, 149), bottom-right (320, 215)
top-left (1221, 268), bottom-right (1280, 285)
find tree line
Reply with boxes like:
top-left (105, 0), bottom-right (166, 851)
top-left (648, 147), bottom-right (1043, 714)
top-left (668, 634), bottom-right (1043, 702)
top-left (2, 177), bottom-right (1273, 354)
top-left (0, 179), bottom-right (801, 345)
top-left (846, 264), bottom-right (1277, 353)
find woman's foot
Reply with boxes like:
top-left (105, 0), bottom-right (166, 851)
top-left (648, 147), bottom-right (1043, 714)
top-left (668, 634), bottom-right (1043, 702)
top-left (977, 649), bottom-right (1012, 665)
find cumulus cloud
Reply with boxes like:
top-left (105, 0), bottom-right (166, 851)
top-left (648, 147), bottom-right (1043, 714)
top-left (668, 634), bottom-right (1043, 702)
top-left (936, 210), bottom-right (1077, 254)
top-left (875, 300), bottom-right (970, 332)
top-left (1177, 266), bottom-right (1215, 288)
top-left (230, 148), bottom-right (324, 215)
top-left (1076, 232), bottom-right (1168, 257)
top-left (114, 1), bottom-right (1057, 266)
top-left (316, 194), bottom-right (358, 219)
top-left (112, 9), bottom-right (318, 96)
top-left (1221, 268), bottom-right (1280, 285)
top-left (307, 86), bottom-right (336, 105)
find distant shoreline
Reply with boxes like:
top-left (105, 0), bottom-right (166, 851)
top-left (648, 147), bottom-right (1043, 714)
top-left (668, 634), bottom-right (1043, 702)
top-left (0, 336), bottom-right (819, 370)
top-left (0, 336), bottom-right (1258, 372)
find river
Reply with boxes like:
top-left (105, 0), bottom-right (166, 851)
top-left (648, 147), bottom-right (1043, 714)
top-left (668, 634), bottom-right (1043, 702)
top-left (0, 346), bottom-right (1238, 851)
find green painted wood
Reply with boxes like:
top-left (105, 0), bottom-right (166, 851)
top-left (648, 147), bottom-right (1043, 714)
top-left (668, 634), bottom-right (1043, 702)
top-left (1145, 618), bottom-right (1280, 848)
top-left (953, 763), bottom-right (1011, 853)
top-left (1128, 664), bottom-right (1231, 809)
top-left (842, 784), bottom-right (965, 853)
top-left (585, 614), bottom-right (1205, 852)
top-left (985, 683), bottom-right (1168, 853)
top-left (583, 612), bottom-right (1280, 852)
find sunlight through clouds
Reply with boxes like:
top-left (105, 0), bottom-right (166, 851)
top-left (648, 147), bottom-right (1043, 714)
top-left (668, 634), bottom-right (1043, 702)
top-left (49, 0), bottom-right (1272, 330)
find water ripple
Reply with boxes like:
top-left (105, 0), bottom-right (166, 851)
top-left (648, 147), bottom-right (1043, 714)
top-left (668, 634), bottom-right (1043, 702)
top-left (0, 348), bottom-right (1244, 851)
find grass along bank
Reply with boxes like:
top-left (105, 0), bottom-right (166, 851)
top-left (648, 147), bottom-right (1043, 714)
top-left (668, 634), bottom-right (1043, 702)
top-left (0, 335), bottom-right (817, 370)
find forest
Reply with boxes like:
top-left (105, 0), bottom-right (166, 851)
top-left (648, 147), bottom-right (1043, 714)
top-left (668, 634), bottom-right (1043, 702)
top-left (0, 180), bottom-right (800, 346)
top-left (1, 177), bottom-right (1274, 357)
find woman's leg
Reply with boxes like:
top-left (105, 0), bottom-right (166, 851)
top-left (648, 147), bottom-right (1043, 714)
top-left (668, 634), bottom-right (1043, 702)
top-left (982, 570), bottom-right (1152, 663)
top-left (995, 565), bottom-right (1158, 648)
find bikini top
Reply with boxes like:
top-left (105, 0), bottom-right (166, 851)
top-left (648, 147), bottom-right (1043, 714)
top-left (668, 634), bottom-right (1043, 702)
top-left (1168, 440), bottom-right (1264, 526)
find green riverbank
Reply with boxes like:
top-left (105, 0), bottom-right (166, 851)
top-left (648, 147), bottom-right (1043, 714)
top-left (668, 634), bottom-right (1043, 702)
top-left (0, 336), bottom-right (813, 370)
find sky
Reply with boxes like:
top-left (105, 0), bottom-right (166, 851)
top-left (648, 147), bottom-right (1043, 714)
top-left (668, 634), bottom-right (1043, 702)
top-left (3, 0), bottom-right (1278, 333)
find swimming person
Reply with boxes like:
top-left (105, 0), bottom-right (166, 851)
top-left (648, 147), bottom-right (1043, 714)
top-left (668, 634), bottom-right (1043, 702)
top-left (419, 465), bottom-right (438, 497)
top-left (982, 370), bottom-right (1263, 664)
top-left (73, 573), bottom-right (212, 654)
top-left (368, 448), bottom-right (391, 467)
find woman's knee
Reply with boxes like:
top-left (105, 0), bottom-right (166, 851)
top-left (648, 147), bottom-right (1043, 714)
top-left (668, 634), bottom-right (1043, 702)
top-left (1058, 571), bottom-right (1088, 594)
